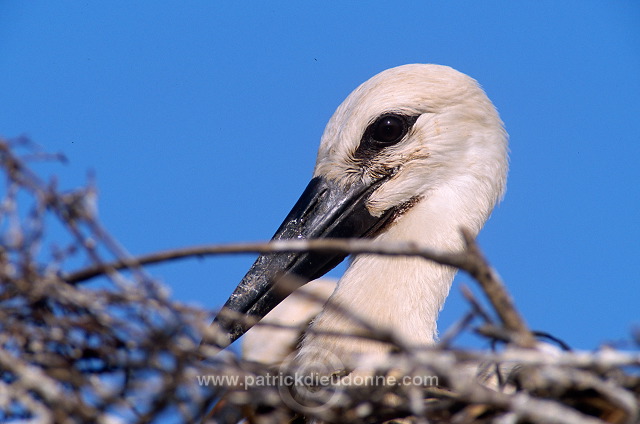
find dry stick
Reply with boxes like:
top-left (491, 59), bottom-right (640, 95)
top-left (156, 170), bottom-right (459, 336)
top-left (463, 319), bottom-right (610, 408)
top-left (460, 284), bottom-right (494, 325)
top-left (438, 309), bottom-right (476, 349)
top-left (63, 238), bottom-right (465, 284)
top-left (63, 235), bottom-right (483, 286)
top-left (459, 228), bottom-right (537, 348)
top-left (65, 230), bottom-right (537, 347)
top-left (0, 142), bottom-right (149, 287)
top-left (0, 348), bottom-right (96, 421)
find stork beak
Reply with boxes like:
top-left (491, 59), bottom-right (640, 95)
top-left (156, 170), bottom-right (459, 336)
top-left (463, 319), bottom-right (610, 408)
top-left (212, 175), bottom-right (397, 346)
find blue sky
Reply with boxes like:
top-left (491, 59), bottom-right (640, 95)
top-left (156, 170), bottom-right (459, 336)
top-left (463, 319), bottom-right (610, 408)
top-left (2, 2), bottom-right (639, 351)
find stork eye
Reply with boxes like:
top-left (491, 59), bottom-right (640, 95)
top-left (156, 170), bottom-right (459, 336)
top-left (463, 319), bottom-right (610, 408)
top-left (354, 113), bottom-right (419, 163)
top-left (371, 114), bottom-right (407, 144)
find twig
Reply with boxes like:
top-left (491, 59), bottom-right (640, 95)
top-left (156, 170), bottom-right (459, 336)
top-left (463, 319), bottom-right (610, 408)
top-left (459, 228), bottom-right (536, 348)
top-left (461, 284), bottom-right (495, 324)
top-left (63, 238), bottom-right (468, 284)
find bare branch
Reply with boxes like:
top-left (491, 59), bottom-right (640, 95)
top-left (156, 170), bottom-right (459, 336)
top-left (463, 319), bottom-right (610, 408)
top-left (63, 238), bottom-right (470, 284)
top-left (459, 228), bottom-right (537, 348)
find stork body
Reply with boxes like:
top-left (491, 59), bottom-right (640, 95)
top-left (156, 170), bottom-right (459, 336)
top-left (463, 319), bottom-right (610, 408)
top-left (215, 64), bottom-right (508, 368)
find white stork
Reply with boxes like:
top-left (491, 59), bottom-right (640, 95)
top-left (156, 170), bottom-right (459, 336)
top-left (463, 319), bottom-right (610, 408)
top-left (213, 64), bottom-right (508, 368)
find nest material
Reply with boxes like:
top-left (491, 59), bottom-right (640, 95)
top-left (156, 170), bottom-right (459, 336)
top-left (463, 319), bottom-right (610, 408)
top-left (0, 139), bottom-right (638, 424)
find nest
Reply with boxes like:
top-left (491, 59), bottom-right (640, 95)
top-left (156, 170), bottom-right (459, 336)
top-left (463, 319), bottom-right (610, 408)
top-left (0, 138), bottom-right (638, 423)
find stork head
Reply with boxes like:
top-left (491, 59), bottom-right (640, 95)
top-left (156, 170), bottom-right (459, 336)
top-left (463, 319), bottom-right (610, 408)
top-left (213, 64), bottom-right (508, 346)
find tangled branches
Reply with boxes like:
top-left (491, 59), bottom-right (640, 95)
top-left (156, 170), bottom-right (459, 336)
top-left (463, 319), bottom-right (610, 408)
top-left (0, 138), bottom-right (638, 423)
top-left (0, 139), bottom-right (224, 422)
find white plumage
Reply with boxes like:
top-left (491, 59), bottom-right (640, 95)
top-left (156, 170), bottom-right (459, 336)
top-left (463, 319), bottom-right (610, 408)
top-left (219, 64), bottom-right (508, 369)
top-left (298, 64), bottom-right (507, 365)
top-left (242, 279), bottom-right (336, 364)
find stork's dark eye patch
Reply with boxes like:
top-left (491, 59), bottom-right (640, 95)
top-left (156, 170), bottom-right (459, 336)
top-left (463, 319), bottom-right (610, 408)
top-left (353, 113), bottom-right (420, 162)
